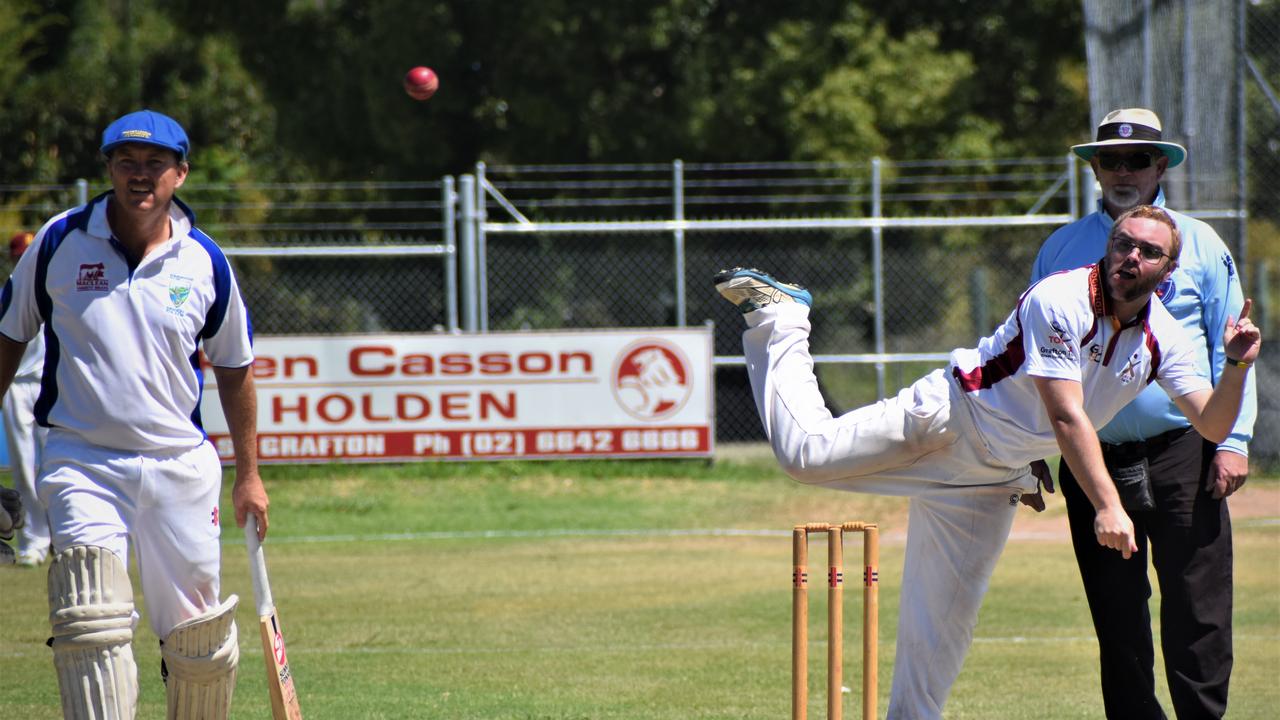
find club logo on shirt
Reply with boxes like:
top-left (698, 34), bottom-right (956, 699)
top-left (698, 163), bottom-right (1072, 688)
top-left (1119, 350), bottom-right (1142, 384)
top-left (1089, 344), bottom-right (1102, 363)
top-left (1039, 320), bottom-right (1077, 360)
top-left (1222, 253), bottom-right (1235, 278)
top-left (1155, 276), bottom-right (1174, 306)
top-left (76, 263), bottom-right (108, 292)
top-left (1046, 321), bottom-right (1075, 349)
top-left (168, 274), bottom-right (193, 313)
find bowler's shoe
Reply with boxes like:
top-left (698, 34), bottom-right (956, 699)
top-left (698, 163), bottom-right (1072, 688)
top-left (714, 267), bottom-right (812, 313)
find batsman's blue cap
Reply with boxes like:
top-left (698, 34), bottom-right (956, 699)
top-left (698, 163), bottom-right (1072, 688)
top-left (100, 109), bottom-right (190, 160)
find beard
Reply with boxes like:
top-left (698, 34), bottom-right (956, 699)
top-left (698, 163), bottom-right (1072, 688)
top-left (1105, 256), bottom-right (1165, 302)
top-left (1103, 184), bottom-right (1143, 212)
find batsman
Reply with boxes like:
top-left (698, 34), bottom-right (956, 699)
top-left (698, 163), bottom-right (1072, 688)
top-left (715, 204), bottom-right (1260, 719)
top-left (0, 109), bottom-right (269, 719)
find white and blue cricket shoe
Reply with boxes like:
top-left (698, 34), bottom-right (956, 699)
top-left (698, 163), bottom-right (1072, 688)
top-left (713, 267), bottom-right (812, 313)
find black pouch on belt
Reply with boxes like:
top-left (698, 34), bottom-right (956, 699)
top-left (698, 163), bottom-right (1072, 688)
top-left (1103, 444), bottom-right (1156, 513)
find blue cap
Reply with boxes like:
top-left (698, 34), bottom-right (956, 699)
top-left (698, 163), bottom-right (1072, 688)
top-left (100, 109), bottom-right (190, 160)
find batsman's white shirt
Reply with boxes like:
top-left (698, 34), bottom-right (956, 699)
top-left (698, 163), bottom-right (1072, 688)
top-left (952, 263), bottom-right (1210, 468)
top-left (0, 193), bottom-right (252, 637)
top-left (0, 193), bottom-right (254, 450)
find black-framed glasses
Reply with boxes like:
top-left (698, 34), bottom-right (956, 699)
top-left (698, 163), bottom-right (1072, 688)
top-left (1111, 238), bottom-right (1171, 264)
top-left (1096, 152), bottom-right (1155, 172)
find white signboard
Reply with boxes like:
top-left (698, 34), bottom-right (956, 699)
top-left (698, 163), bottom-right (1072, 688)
top-left (200, 327), bottom-right (715, 463)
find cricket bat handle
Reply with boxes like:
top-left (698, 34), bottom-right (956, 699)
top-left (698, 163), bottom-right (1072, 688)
top-left (245, 516), bottom-right (275, 617)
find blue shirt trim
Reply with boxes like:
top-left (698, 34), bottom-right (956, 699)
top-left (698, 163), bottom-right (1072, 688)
top-left (31, 199), bottom-right (95, 426)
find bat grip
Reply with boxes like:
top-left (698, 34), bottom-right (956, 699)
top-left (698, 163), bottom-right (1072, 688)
top-left (244, 516), bottom-right (275, 616)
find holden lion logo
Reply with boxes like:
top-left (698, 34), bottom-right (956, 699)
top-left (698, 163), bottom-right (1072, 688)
top-left (612, 340), bottom-right (693, 421)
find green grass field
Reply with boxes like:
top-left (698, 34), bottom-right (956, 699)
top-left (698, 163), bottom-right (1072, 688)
top-left (3, 449), bottom-right (1277, 719)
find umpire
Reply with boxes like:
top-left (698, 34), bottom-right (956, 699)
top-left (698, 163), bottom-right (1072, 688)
top-left (1028, 108), bottom-right (1255, 719)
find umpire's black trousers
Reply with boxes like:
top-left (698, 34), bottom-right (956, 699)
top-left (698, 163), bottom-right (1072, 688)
top-left (1059, 426), bottom-right (1233, 720)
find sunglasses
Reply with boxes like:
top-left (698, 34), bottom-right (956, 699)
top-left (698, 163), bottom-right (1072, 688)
top-left (1111, 238), bottom-right (1171, 264)
top-left (1096, 152), bottom-right (1156, 172)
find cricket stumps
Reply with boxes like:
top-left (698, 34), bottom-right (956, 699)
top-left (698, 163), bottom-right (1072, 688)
top-left (793, 522), bottom-right (879, 720)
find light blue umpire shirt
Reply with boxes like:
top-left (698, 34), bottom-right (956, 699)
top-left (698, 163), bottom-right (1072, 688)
top-left (1029, 188), bottom-right (1256, 456)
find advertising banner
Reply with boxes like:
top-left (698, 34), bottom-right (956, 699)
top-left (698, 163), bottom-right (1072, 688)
top-left (201, 327), bottom-right (715, 463)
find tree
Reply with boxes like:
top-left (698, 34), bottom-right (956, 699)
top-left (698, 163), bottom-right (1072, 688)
top-left (3, 0), bottom-right (1090, 184)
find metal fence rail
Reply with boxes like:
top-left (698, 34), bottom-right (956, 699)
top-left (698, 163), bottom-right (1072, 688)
top-left (1, 153), bottom-right (1273, 466)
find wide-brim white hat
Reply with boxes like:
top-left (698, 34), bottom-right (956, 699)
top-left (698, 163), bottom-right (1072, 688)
top-left (1070, 108), bottom-right (1186, 168)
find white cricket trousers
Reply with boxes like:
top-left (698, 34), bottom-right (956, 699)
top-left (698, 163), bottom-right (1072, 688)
top-left (3, 377), bottom-right (49, 551)
top-left (38, 430), bottom-right (226, 639)
top-left (742, 304), bottom-right (1033, 720)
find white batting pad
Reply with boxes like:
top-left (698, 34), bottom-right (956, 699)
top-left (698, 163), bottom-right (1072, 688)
top-left (161, 595), bottom-right (240, 720)
top-left (47, 545), bottom-right (138, 720)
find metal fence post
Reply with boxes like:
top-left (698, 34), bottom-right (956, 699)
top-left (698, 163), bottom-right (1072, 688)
top-left (475, 162), bottom-right (489, 332)
top-left (673, 159), bottom-right (687, 327)
top-left (75, 179), bottom-right (88, 206)
top-left (1081, 163), bottom-right (1097, 217)
top-left (458, 174), bottom-right (478, 332)
top-left (1236, 0), bottom-right (1249, 266)
top-left (1256, 260), bottom-right (1272, 337)
top-left (442, 176), bottom-right (459, 332)
top-left (1067, 153), bottom-right (1079, 221)
top-left (871, 157), bottom-right (886, 399)
top-left (1180, 0), bottom-right (1197, 209)
top-left (1142, 0), bottom-right (1154, 108)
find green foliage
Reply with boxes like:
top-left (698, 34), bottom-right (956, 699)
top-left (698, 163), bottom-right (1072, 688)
top-left (2, 0), bottom-right (1092, 186)
top-left (0, 0), bottom-right (275, 186)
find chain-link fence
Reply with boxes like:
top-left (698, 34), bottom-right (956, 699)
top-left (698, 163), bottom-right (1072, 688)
top-left (473, 152), bottom-right (1276, 467)
top-left (0, 179), bottom-right (459, 334)
top-left (1246, 0), bottom-right (1280, 467)
top-left (476, 158), bottom-right (1082, 442)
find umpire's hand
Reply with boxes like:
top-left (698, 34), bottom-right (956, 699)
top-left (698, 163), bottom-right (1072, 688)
top-left (1019, 459), bottom-right (1056, 512)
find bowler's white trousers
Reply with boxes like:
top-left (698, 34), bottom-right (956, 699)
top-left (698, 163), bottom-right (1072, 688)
top-left (39, 429), bottom-right (226, 638)
top-left (743, 304), bottom-right (1035, 720)
top-left (4, 377), bottom-right (49, 552)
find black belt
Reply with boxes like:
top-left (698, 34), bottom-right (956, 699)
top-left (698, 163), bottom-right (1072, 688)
top-left (1101, 426), bottom-right (1195, 458)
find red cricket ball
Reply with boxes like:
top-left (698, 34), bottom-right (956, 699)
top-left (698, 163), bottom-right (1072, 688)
top-left (404, 66), bottom-right (439, 101)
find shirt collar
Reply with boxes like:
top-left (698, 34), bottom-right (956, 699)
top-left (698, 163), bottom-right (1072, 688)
top-left (87, 192), bottom-right (194, 242)
top-left (1088, 261), bottom-right (1152, 329)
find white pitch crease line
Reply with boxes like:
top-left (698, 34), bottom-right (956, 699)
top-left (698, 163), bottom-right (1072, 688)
top-left (224, 528), bottom-right (797, 545)
top-left (6, 634), bottom-right (1280, 660)
top-left (224, 518), bottom-right (1280, 547)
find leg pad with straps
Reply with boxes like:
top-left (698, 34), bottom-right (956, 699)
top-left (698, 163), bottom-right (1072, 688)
top-left (162, 595), bottom-right (240, 720)
top-left (48, 545), bottom-right (138, 720)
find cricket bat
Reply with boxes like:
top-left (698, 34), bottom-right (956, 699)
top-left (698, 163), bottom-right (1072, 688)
top-left (245, 516), bottom-right (303, 720)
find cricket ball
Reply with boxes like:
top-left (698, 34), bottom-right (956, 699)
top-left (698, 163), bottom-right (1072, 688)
top-left (404, 66), bottom-right (438, 101)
